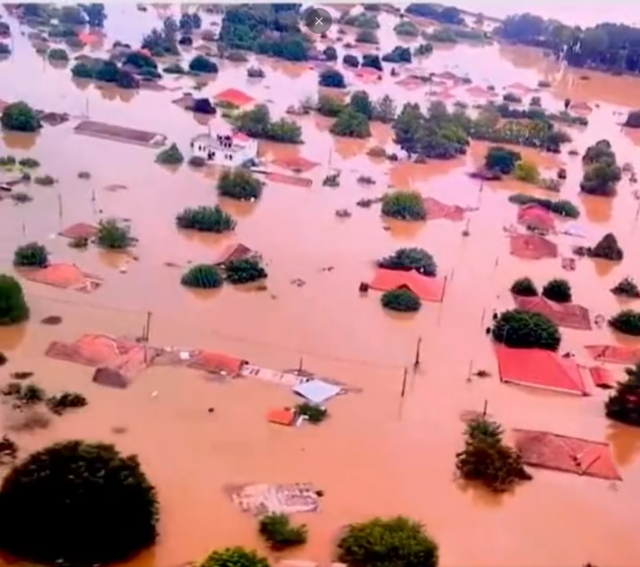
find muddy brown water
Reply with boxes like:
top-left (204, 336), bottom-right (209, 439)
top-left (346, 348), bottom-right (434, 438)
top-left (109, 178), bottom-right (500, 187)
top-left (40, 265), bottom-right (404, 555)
top-left (1, 4), bottom-right (640, 567)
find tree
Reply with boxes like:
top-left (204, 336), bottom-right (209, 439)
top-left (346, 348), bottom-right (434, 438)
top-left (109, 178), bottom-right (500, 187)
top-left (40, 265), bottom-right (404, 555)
top-left (611, 277), bottom-right (640, 299)
top-left (71, 61), bottom-right (95, 78)
top-left (233, 104), bottom-right (301, 143)
top-left (176, 205), bottom-right (236, 233)
top-left (414, 42), bottom-right (433, 56)
top-left (381, 190), bottom-right (426, 221)
top-left (317, 95), bottom-right (346, 118)
top-left (337, 516), bottom-right (439, 567)
top-left (181, 265), bottom-right (223, 289)
top-left (349, 90), bottom-right (374, 119)
top-left (356, 29), bottom-right (379, 44)
top-left (381, 46), bottom-right (412, 64)
top-left (218, 169), bottom-right (263, 201)
top-left (96, 219), bottom-right (134, 249)
top-left (94, 60), bottom-right (119, 82)
top-left (609, 310), bottom-right (640, 336)
top-left (624, 110), bottom-right (640, 128)
top-left (513, 160), bottom-right (540, 183)
top-left (189, 54), bottom-right (218, 74)
top-left (362, 53), bottom-right (383, 71)
top-left (503, 92), bottom-right (522, 104)
top-left (373, 94), bottom-right (396, 123)
top-left (258, 513), bottom-right (307, 550)
top-left (542, 278), bottom-right (572, 303)
top-left (330, 108), bottom-right (371, 139)
top-left (378, 248), bottom-right (437, 276)
top-left (580, 140), bottom-right (621, 196)
top-left (225, 258), bottom-right (267, 284)
top-left (0, 275), bottom-right (29, 325)
top-left (0, 42), bottom-right (10, 55)
top-left (455, 415), bottom-right (532, 492)
top-left (605, 363), bottom-right (640, 427)
top-left (491, 309), bottom-right (561, 351)
top-left (0, 440), bottom-right (158, 566)
top-left (0, 102), bottom-right (41, 132)
top-left (394, 20), bottom-right (419, 37)
top-left (13, 242), bottom-right (49, 268)
top-left (319, 68), bottom-right (345, 88)
top-left (59, 5), bottom-right (87, 25)
top-left (156, 143), bottom-right (184, 165)
top-left (381, 289), bottom-right (421, 312)
top-left (47, 48), bottom-right (69, 62)
top-left (484, 146), bottom-right (522, 174)
top-left (323, 46), bottom-right (337, 61)
top-left (116, 69), bottom-right (139, 89)
top-left (406, 4), bottom-right (464, 25)
top-left (588, 233), bottom-right (623, 261)
top-left (124, 50), bottom-right (157, 70)
top-left (343, 53), bottom-right (359, 68)
top-left (510, 277), bottom-right (538, 297)
top-left (80, 3), bottom-right (106, 27)
top-left (200, 547), bottom-right (269, 567)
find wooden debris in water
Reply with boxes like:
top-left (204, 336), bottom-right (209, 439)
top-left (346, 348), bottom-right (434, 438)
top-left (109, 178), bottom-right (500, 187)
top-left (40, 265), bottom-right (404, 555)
top-left (40, 315), bottom-right (63, 326)
top-left (10, 372), bottom-right (33, 380)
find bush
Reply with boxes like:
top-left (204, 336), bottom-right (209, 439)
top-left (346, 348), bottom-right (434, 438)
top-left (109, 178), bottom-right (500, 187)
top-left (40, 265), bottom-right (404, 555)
top-left (46, 392), bottom-right (88, 415)
top-left (394, 20), bottom-right (420, 37)
top-left (337, 516), bottom-right (439, 567)
top-left (378, 248), bottom-right (437, 276)
top-left (381, 46), bottom-right (412, 64)
top-left (381, 190), bottom-right (426, 221)
top-left (513, 160), bottom-right (540, 184)
top-left (0, 275), bottom-right (29, 325)
top-left (18, 157), bottom-right (40, 169)
top-left (381, 289), bottom-right (421, 313)
top-left (330, 108), bottom-right (371, 139)
top-left (258, 513), bottom-right (307, 550)
top-left (71, 61), bottom-right (94, 78)
top-left (502, 92), bottom-right (522, 104)
top-left (319, 68), bottom-right (346, 89)
top-left (47, 47), bottom-right (69, 61)
top-left (323, 45), bottom-right (337, 61)
top-left (116, 69), bottom-right (139, 89)
top-left (188, 156), bottom-right (206, 168)
top-left (0, 42), bottom-right (10, 55)
top-left (176, 205), bottom-right (236, 233)
top-left (13, 242), bottom-right (49, 268)
top-left (609, 310), bottom-right (640, 336)
top-left (624, 110), bottom-right (640, 129)
top-left (163, 62), bottom-right (186, 74)
top-left (605, 363), bottom-right (640, 426)
top-left (455, 415), bottom-right (532, 492)
top-left (200, 547), bottom-right (269, 567)
top-left (491, 309), bottom-right (561, 351)
top-left (484, 146), bottom-right (521, 174)
top-left (0, 440), bottom-right (158, 566)
top-left (181, 264), bottom-right (223, 289)
top-left (510, 277), bottom-right (537, 297)
top-left (588, 232), bottom-right (623, 261)
top-left (541, 278), bottom-right (572, 303)
top-left (156, 143), bottom-right (184, 165)
top-left (507, 193), bottom-right (579, 219)
top-left (0, 102), bottom-right (41, 132)
top-left (356, 29), bottom-right (379, 44)
top-left (217, 169), bottom-right (263, 201)
top-left (343, 53), bottom-right (359, 68)
top-left (189, 54), bottom-right (218, 73)
top-left (611, 277), bottom-right (640, 299)
top-left (225, 258), bottom-right (267, 284)
top-left (34, 174), bottom-right (56, 186)
top-left (96, 219), bottom-right (134, 250)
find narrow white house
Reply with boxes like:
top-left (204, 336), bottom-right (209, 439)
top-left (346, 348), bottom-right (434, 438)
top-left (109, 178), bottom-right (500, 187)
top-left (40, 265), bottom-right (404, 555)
top-left (190, 130), bottom-right (258, 167)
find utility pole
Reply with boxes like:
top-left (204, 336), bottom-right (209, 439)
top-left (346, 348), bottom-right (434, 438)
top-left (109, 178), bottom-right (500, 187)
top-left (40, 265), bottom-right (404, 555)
top-left (413, 336), bottom-right (422, 370)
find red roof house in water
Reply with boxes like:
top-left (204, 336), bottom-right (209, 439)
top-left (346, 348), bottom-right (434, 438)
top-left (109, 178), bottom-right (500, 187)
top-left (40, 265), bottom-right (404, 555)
top-left (585, 344), bottom-right (640, 365)
top-left (214, 88), bottom-right (255, 108)
top-left (495, 345), bottom-right (590, 395)
top-left (512, 295), bottom-right (592, 330)
top-left (509, 233), bottom-right (558, 260)
top-left (369, 269), bottom-right (446, 303)
top-left (517, 204), bottom-right (555, 231)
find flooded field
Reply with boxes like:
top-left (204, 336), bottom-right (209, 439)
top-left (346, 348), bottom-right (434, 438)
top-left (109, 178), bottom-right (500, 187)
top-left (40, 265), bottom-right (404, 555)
top-left (1, 3), bottom-right (640, 567)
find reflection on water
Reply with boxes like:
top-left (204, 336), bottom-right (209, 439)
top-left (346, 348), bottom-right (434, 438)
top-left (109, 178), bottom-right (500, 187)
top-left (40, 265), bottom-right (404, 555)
top-left (1, 3), bottom-right (640, 567)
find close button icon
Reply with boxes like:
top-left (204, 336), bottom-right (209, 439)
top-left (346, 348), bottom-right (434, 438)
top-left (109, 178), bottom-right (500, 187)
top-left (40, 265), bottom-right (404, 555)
top-left (304, 7), bottom-right (332, 35)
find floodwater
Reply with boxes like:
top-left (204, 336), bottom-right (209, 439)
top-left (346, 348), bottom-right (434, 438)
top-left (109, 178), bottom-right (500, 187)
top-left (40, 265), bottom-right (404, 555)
top-left (0, 4), bottom-right (640, 567)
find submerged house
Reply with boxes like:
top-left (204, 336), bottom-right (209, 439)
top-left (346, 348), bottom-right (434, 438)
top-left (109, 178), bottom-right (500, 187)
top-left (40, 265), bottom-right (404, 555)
top-left (190, 130), bottom-right (258, 167)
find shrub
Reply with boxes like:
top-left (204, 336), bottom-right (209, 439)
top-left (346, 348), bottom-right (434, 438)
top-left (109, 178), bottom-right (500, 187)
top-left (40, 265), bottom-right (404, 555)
top-left (181, 265), bottom-right (223, 289)
top-left (0, 275), bottom-right (29, 325)
top-left (225, 258), bottom-right (267, 285)
top-left (217, 169), bottom-right (263, 201)
top-left (343, 53), bottom-right (359, 68)
top-left (381, 289), bottom-right (421, 313)
top-left (296, 402), bottom-right (328, 423)
top-left (13, 242), bottom-right (49, 268)
top-left (323, 45), bottom-right (337, 61)
top-left (507, 193), bottom-right (579, 219)
top-left (378, 248), bottom-right (437, 276)
top-left (163, 62), bottom-right (186, 74)
top-left (0, 42), bottom-right (10, 55)
top-left (356, 29), bottom-right (379, 44)
top-left (200, 547), bottom-right (269, 567)
top-left (605, 363), bottom-right (640, 426)
top-left (611, 277), bottom-right (640, 299)
top-left (541, 278), bottom-right (572, 303)
top-left (455, 415), bottom-right (532, 492)
top-left (188, 156), bottom-right (206, 168)
top-left (0, 440), bottom-right (158, 566)
top-left (319, 68), bottom-right (346, 89)
top-left (46, 392), bottom-right (88, 415)
top-left (71, 61), bottom-right (94, 78)
top-left (18, 157), bottom-right (39, 168)
top-left (337, 516), bottom-right (438, 567)
top-left (484, 146), bottom-right (521, 174)
top-left (176, 205), bottom-right (236, 233)
top-left (491, 309), bottom-right (561, 351)
top-left (609, 310), bottom-right (640, 336)
top-left (116, 69), bottom-right (139, 89)
top-left (510, 277), bottom-right (537, 297)
top-left (624, 110), bottom-right (640, 129)
top-left (513, 160), bottom-right (540, 184)
top-left (96, 219), bottom-right (134, 250)
top-left (0, 155), bottom-right (15, 167)
top-left (502, 92), bottom-right (522, 104)
top-left (381, 190), bottom-right (426, 221)
top-left (189, 54), bottom-right (218, 74)
top-left (156, 143), bottom-right (184, 165)
top-left (47, 47), bottom-right (69, 61)
top-left (34, 174), bottom-right (56, 186)
top-left (330, 108), bottom-right (371, 139)
top-left (0, 102), bottom-right (41, 132)
top-left (394, 20), bottom-right (419, 37)
top-left (258, 513), bottom-right (307, 550)
top-left (588, 233), bottom-right (623, 261)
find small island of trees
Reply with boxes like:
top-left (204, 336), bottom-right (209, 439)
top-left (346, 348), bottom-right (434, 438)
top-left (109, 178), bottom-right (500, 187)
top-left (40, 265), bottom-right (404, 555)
top-left (609, 310), bottom-right (640, 336)
top-left (217, 169), bottom-right (263, 201)
top-left (381, 190), bottom-right (426, 221)
top-left (176, 205), bottom-right (236, 234)
top-left (233, 104), bottom-right (302, 144)
top-left (605, 363), bottom-right (640, 427)
top-left (381, 289), bottom-right (422, 313)
top-left (0, 274), bottom-right (30, 325)
top-left (491, 309), bottom-right (561, 351)
top-left (0, 101), bottom-right (41, 133)
top-left (580, 139), bottom-right (621, 196)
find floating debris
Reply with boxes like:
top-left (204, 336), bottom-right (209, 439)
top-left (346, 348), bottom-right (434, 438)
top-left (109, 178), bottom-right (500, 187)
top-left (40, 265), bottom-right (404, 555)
top-left (40, 315), bottom-right (62, 326)
top-left (226, 482), bottom-right (320, 515)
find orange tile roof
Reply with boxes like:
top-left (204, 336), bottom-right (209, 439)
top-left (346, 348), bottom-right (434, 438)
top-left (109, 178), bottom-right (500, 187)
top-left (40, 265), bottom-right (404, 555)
top-left (369, 268), bottom-right (446, 303)
top-left (214, 88), bottom-right (255, 107)
top-left (187, 350), bottom-right (245, 375)
top-left (589, 367), bottom-right (615, 389)
top-left (517, 203), bottom-right (555, 231)
top-left (267, 407), bottom-right (296, 426)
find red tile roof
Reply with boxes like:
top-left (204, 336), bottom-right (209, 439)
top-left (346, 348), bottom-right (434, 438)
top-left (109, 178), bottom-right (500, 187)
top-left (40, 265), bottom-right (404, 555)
top-left (369, 268), bottom-right (446, 303)
top-left (214, 88), bottom-right (255, 107)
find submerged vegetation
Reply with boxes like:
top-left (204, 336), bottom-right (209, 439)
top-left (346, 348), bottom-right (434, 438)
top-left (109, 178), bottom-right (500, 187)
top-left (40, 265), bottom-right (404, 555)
top-left (609, 310), bottom-right (640, 336)
top-left (13, 242), bottom-right (49, 268)
top-left (378, 248), bottom-right (437, 276)
top-left (217, 169), bottom-right (263, 201)
top-left (0, 275), bottom-right (29, 326)
top-left (181, 265), bottom-right (224, 290)
top-left (176, 206), bottom-right (236, 233)
top-left (507, 194), bottom-right (579, 218)
top-left (580, 140), bottom-right (621, 196)
top-left (606, 363), bottom-right (640, 427)
top-left (258, 513), bottom-right (307, 550)
top-left (491, 310), bottom-right (561, 351)
top-left (381, 289), bottom-right (422, 313)
top-left (233, 104), bottom-right (302, 144)
top-left (381, 190), bottom-right (426, 221)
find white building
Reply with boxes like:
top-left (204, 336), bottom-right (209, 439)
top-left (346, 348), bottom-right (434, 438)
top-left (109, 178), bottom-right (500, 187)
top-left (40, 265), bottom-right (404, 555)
top-left (190, 130), bottom-right (258, 167)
